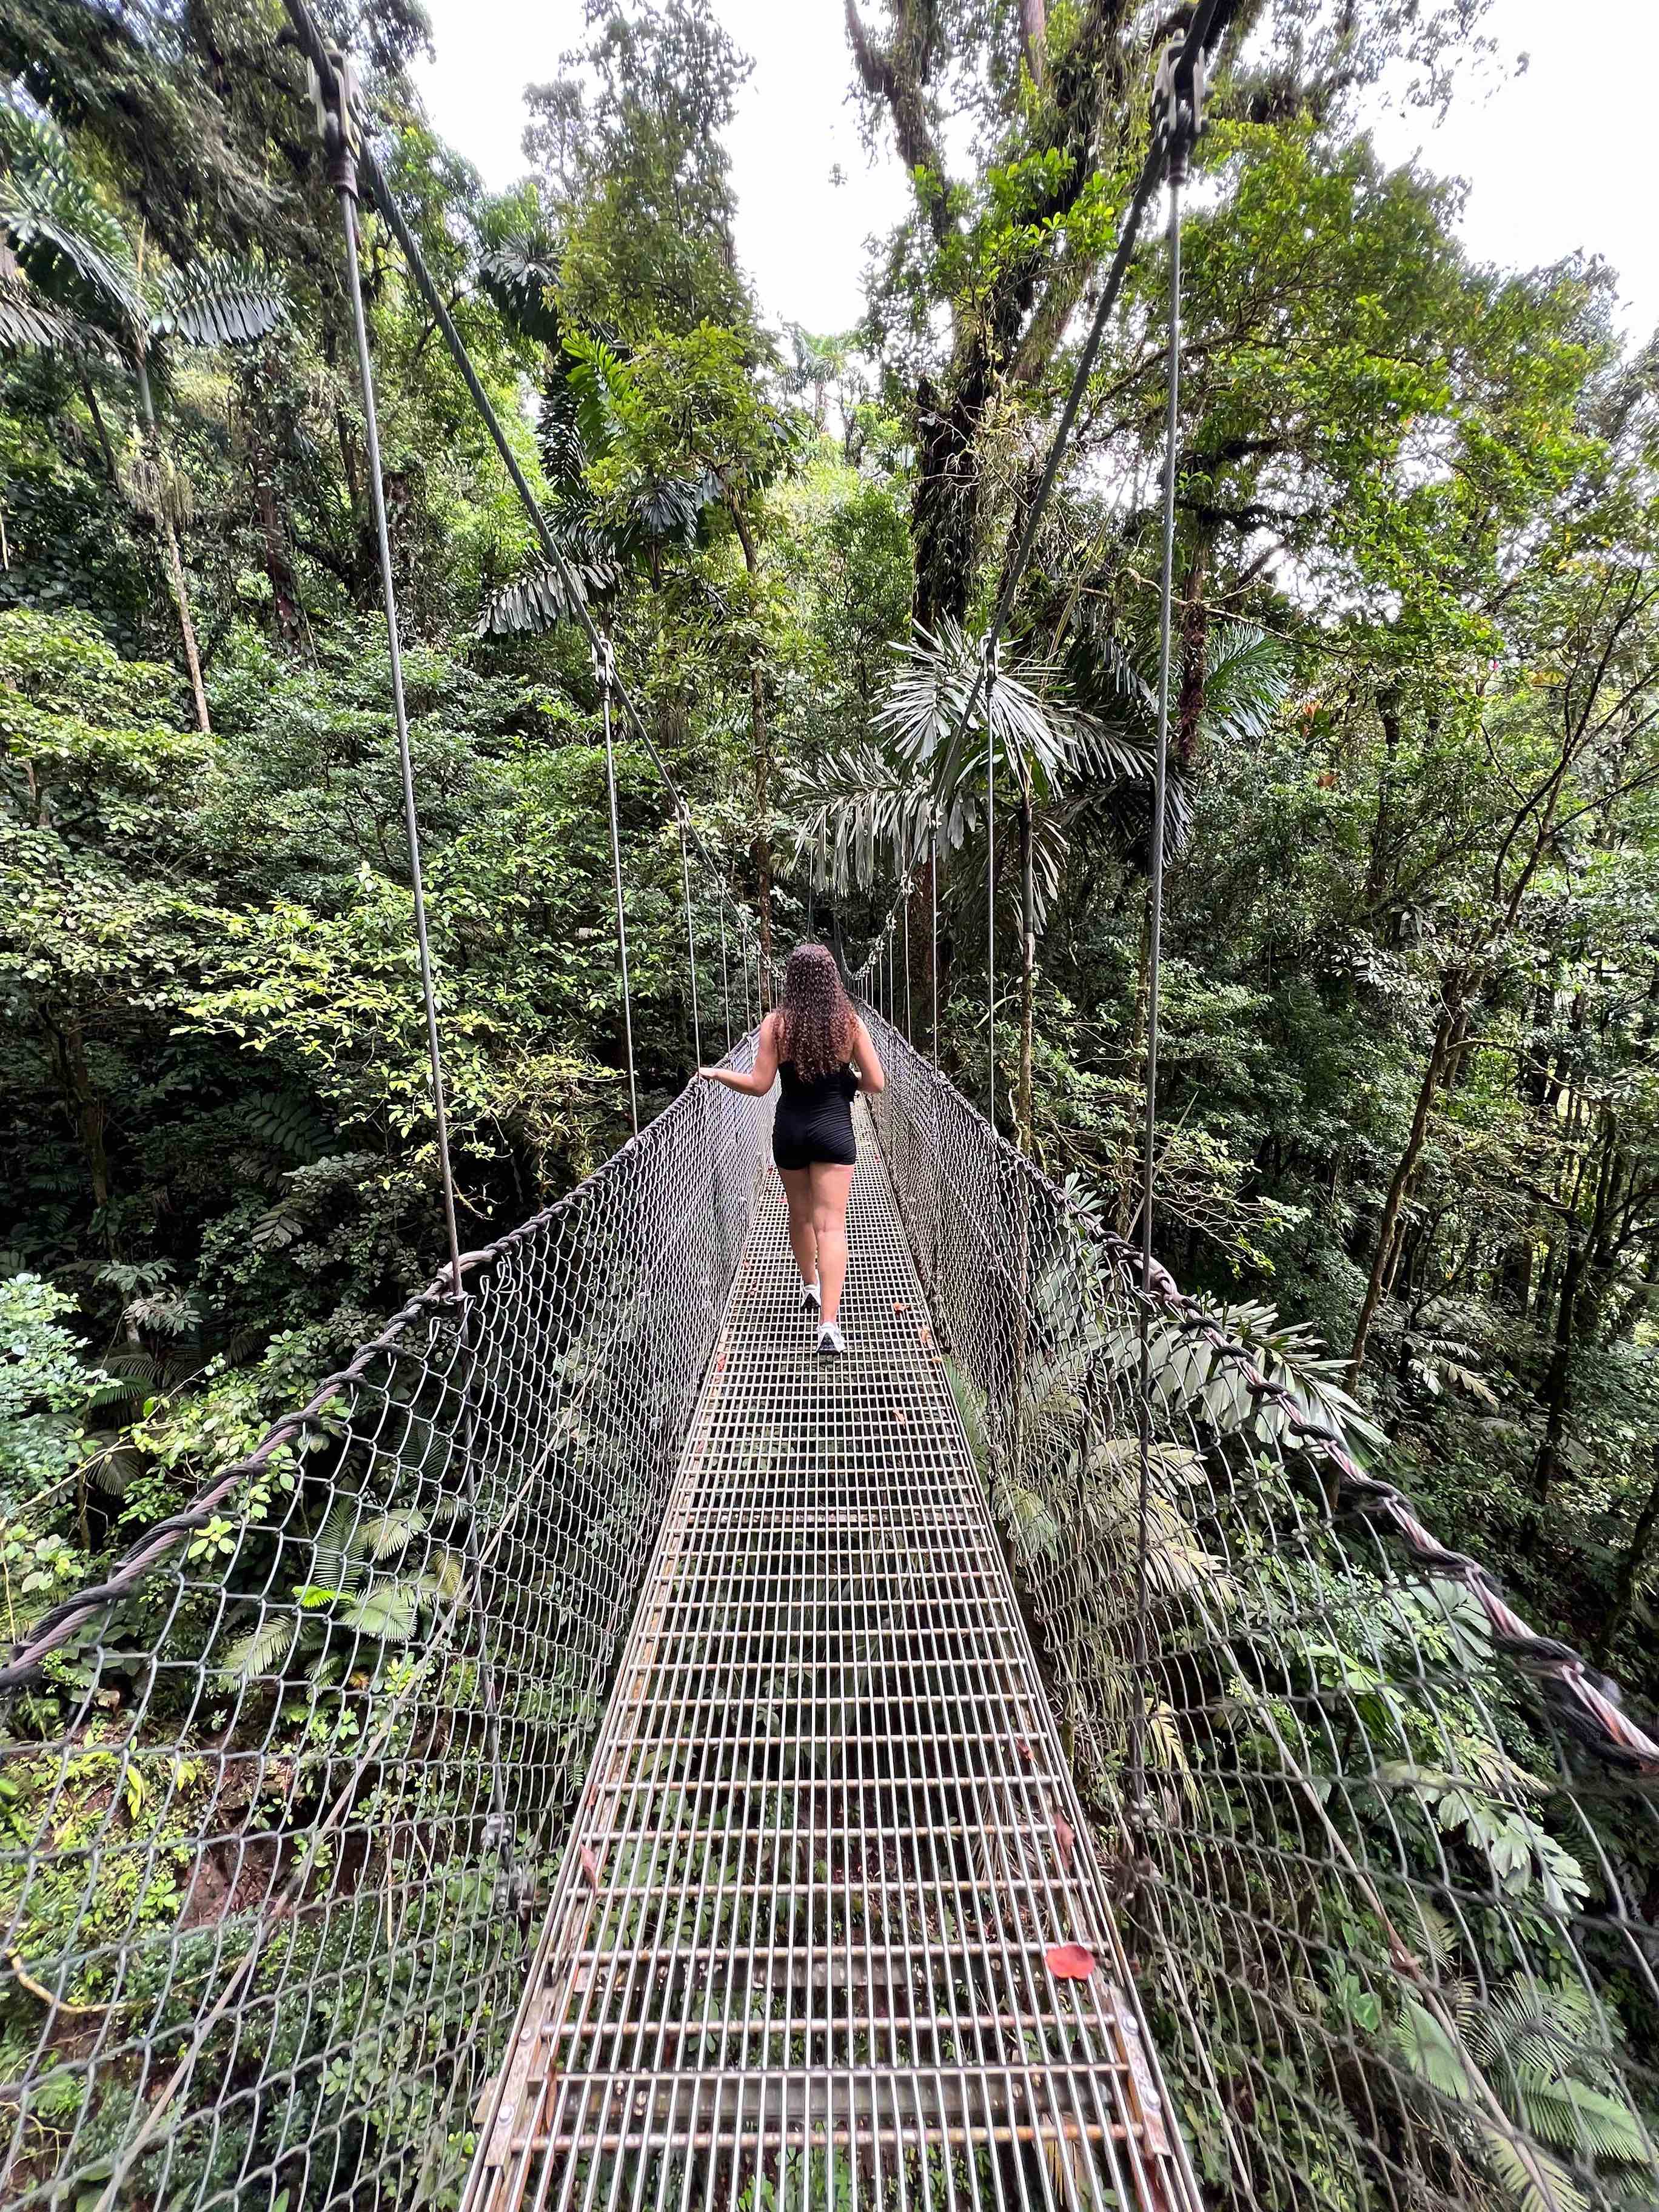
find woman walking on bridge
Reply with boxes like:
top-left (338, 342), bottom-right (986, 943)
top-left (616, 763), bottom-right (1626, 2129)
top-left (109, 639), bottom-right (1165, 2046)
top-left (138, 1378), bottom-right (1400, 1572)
top-left (699, 944), bottom-right (884, 1357)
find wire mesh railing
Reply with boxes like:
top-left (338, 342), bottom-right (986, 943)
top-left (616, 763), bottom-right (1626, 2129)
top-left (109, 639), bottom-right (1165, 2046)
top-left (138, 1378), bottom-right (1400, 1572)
top-left (0, 1045), bottom-right (771, 2212)
top-left (861, 1005), bottom-right (1659, 2212)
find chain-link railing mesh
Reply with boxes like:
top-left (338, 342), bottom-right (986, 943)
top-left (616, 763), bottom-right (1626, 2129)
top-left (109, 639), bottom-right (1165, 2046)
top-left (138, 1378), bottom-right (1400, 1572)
top-left (1, 1048), bottom-right (770, 2212)
top-left (861, 1006), bottom-right (1659, 2212)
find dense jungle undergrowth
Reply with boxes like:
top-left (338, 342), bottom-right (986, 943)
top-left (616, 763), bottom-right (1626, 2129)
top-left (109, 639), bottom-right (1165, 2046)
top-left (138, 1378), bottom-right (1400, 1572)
top-left (2, 0), bottom-right (1658, 2206)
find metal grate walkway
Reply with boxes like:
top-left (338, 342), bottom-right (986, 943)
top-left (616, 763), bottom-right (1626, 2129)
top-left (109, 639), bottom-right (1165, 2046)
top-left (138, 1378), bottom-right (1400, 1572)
top-left (466, 1107), bottom-right (1199, 2212)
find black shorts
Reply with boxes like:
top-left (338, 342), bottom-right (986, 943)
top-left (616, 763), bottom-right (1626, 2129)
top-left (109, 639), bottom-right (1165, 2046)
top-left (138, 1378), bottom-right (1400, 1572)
top-left (773, 1098), bottom-right (857, 1172)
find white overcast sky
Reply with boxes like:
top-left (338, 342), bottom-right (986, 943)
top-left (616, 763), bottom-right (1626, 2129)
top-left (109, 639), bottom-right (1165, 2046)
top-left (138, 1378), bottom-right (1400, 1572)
top-left (414, 0), bottom-right (1659, 347)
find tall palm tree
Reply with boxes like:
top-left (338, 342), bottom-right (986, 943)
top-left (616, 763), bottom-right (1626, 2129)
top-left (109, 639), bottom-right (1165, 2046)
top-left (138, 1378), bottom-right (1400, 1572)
top-left (794, 618), bottom-right (1159, 1149)
top-left (0, 104), bottom-right (284, 730)
top-left (783, 324), bottom-right (852, 438)
top-left (794, 617), bottom-right (1290, 1153)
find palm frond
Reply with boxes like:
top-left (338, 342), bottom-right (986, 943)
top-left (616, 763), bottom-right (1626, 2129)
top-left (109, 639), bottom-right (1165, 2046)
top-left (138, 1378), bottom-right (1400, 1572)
top-left (789, 742), bottom-right (930, 894)
top-left (0, 275), bottom-right (106, 356)
top-left (1392, 1993), bottom-right (1475, 2103)
top-left (150, 253), bottom-right (284, 347)
top-left (477, 535), bottom-right (622, 635)
top-left (1200, 622), bottom-right (1295, 745)
top-left (0, 171), bottom-right (142, 333)
top-left (624, 471), bottom-right (716, 552)
top-left (1506, 2071), bottom-right (1651, 2165)
top-left (310, 1496), bottom-right (366, 1594)
top-left (478, 227), bottom-right (562, 350)
top-left (355, 1506), bottom-right (429, 1561)
top-left (335, 1584), bottom-right (421, 1644)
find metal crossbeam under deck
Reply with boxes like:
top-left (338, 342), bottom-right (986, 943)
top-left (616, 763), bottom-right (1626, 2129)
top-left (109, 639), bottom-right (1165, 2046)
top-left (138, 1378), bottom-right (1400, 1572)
top-left (469, 1110), bottom-right (1198, 2212)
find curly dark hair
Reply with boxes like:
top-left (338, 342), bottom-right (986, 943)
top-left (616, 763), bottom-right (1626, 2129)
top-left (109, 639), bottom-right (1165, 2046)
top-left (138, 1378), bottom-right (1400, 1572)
top-left (776, 943), bottom-right (856, 1082)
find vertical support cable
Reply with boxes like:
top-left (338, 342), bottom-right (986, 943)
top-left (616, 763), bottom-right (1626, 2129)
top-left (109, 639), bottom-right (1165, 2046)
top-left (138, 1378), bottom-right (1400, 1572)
top-left (332, 118), bottom-right (462, 1295)
top-left (595, 643), bottom-right (638, 1135)
top-left (902, 880), bottom-right (912, 1042)
top-left (719, 899), bottom-right (732, 1053)
top-left (1133, 85), bottom-right (1188, 1835)
top-left (678, 810), bottom-right (702, 1070)
top-left (930, 808), bottom-right (940, 1066)
top-left (983, 637), bottom-right (999, 1130)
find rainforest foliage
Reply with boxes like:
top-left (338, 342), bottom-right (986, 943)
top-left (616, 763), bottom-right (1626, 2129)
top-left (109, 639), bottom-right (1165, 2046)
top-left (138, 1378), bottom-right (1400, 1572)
top-left (2, 0), bottom-right (1658, 2197)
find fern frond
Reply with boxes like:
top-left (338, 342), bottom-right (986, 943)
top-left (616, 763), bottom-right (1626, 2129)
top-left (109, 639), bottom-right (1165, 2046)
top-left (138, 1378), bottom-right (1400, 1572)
top-left (216, 1609), bottom-right (303, 1687)
top-left (1507, 2070), bottom-right (1652, 2165)
top-left (1480, 2128), bottom-right (1589, 2212)
top-left (355, 1506), bottom-right (429, 1561)
top-left (310, 1497), bottom-right (366, 1592)
top-left (334, 1584), bottom-right (420, 1644)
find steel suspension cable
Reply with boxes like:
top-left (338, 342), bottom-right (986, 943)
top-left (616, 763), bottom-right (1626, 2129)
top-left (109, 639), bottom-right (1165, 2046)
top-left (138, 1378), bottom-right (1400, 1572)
top-left (1130, 46), bottom-right (1192, 1837)
top-left (677, 811), bottom-right (702, 1067)
top-left (902, 879), bottom-right (912, 1041)
top-left (984, 637), bottom-right (998, 1129)
top-left (595, 644), bottom-right (639, 1132)
top-left (328, 94), bottom-right (463, 1296)
top-left (718, 899), bottom-right (732, 1052)
top-left (930, 808), bottom-right (940, 1064)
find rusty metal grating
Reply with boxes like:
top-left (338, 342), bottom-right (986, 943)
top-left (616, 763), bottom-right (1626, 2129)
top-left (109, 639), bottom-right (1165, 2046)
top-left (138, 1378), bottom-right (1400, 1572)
top-left (466, 1107), bottom-right (1201, 2212)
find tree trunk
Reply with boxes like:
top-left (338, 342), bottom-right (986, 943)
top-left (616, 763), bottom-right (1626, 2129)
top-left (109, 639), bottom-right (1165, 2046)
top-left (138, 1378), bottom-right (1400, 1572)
top-left (1594, 1445), bottom-right (1659, 1666)
top-left (1175, 539), bottom-right (1209, 773)
top-left (1347, 996), bottom-right (1461, 1385)
top-left (910, 372), bottom-right (981, 632)
top-left (1018, 0), bottom-right (1046, 85)
top-left (249, 430), bottom-right (303, 646)
top-left (1364, 685), bottom-right (1402, 910)
top-left (41, 1011), bottom-right (112, 1234)
top-left (78, 367), bottom-right (119, 483)
top-left (135, 352), bottom-right (211, 734)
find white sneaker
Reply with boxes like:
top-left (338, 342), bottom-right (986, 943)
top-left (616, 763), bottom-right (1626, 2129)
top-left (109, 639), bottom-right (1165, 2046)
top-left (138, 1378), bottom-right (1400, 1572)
top-left (816, 1322), bottom-right (846, 1358)
top-left (800, 1281), bottom-right (821, 1318)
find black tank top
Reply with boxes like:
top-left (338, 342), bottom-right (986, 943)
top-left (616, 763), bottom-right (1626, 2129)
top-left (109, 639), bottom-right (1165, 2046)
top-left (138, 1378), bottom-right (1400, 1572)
top-left (778, 1059), bottom-right (857, 1106)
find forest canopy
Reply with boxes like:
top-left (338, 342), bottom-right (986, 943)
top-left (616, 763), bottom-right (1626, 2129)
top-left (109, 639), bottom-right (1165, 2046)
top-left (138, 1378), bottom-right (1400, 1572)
top-left (2, 0), bottom-right (1658, 2201)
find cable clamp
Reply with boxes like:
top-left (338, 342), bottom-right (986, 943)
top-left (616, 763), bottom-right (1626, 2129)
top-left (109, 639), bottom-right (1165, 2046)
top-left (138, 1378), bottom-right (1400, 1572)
top-left (307, 46), bottom-right (361, 197)
top-left (1152, 32), bottom-right (1206, 187)
top-left (591, 636), bottom-right (617, 695)
top-left (978, 631), bottom-right (1000, 688)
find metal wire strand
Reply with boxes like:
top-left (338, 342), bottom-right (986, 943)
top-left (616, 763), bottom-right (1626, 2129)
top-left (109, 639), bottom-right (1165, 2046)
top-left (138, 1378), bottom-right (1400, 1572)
top-left (984, 638), bottom-right (998, 1130)
top-left (930, 808), bottom-right (940, 1064)
top-left (337, 157), bottom-right (463, 1294)
top-left (597, 657), bottom-right (638, 1135)
top-left (1133, 82), bottom-right (1188, 1838)
top-left (678, 811), bottom-right (702, 1069)
top-left (719, 898), bottom-right (732, 1052)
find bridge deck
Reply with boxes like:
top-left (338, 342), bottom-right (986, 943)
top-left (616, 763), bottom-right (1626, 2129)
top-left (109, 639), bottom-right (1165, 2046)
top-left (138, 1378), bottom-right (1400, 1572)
top-left (468, 1110), bottom-right (1196, 2212)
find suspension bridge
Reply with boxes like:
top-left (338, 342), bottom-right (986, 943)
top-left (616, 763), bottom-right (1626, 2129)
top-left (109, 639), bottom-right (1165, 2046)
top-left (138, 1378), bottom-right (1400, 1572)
top-left (4, 2), bottom-right (1659, 2209)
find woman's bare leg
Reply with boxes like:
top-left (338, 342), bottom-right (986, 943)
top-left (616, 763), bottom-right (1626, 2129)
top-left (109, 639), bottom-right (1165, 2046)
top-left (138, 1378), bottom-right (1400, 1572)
top-left (779, 1167), bottom-right (817, 1293)
top-left (809, 1162), bottom-right (855, 1327)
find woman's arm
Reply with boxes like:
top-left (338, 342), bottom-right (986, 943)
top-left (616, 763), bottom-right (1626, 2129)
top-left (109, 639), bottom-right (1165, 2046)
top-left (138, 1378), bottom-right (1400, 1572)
top-left (850, 1016), bottom-right (885, 1095)
top-left (698, 1011), bottom-right (781, 1096)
